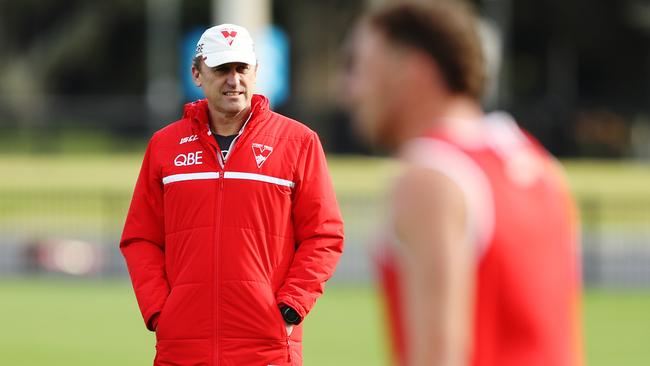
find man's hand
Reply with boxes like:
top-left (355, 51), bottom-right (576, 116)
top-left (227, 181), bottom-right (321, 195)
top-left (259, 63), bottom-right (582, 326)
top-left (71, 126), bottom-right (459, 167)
top-left (149, 313), bottom-right (160, 332)
top-left (285, 323), bottom-right (294, 337)
top-left (279, 304), bottom-right (301, 337)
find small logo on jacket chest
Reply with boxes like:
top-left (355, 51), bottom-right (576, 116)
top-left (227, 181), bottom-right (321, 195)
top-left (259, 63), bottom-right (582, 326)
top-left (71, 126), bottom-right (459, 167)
top-left (252, 143), bottom-right (273, 168)
top-left (179, 135), bottom-right (198, 144)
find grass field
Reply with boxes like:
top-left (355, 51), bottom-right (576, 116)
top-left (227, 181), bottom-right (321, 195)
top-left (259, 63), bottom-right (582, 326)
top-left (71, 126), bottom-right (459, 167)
top-left (2, 154), bottom-right (650, 364)
top-left (2, 154), bottom-right (650, 197)
top-left (3, 154), bottom-right (644, 238)
top-left (1, 154), bottom-right (650, 231)
top-left (0, 280), bottom-right (649, 366)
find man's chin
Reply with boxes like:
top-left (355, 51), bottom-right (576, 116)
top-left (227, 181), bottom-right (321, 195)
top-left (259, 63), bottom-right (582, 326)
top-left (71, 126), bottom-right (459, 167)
top-left (217, 101), bottom-right (249, 116)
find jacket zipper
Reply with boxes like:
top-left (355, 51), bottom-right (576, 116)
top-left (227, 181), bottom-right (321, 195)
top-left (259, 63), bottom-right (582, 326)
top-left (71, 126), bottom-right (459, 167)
top-left (215, 169), bottom-right (225, 366)
top-left (286, 336), bottom-right (292, 363)
top-left (210, 112), bottom-right (252, 366)
top-left (277, 302), bottom-right (292, 363)
top-left (213, 141), bottom-right (223, 366)
top-left (216, 116), bottom-right (293, 363)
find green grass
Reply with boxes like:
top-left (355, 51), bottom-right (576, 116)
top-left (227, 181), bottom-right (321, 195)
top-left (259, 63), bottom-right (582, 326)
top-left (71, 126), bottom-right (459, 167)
top-left (1, 154), bottom-right (649, 364)
top-left (2, 153), bottom-right (649, 196)
top-left (0, 280), bottom-right (648, 365)
top-left (583, 290), bottom-right (650, 366)
top-left (1, 154), bottom-right (650, 231)
top-left (0, 153), bottom-right (396, 195)
top-left (0, 154), bottom-right (142, 191)
top-left (0, 280), bottom-right (154, 366)
top-left (563, 160), bottom-right (650, 199)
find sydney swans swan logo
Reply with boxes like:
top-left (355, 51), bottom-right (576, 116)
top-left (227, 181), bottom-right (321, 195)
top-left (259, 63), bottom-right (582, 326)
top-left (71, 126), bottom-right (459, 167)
top-left (252, 143), bottom-right (273, 168)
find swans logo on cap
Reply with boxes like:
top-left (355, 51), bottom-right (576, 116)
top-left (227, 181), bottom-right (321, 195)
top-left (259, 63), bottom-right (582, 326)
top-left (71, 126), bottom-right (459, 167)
top-left (221, 30), bottom-right (238, 46)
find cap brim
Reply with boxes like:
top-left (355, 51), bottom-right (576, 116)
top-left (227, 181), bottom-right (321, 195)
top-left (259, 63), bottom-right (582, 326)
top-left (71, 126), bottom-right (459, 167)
top-left (202, 50), bottom-right (257, 67)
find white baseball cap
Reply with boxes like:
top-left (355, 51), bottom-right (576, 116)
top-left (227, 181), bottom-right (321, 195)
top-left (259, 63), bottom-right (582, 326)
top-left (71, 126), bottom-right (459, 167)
top-left (195, 24), bottom-right (257, 67)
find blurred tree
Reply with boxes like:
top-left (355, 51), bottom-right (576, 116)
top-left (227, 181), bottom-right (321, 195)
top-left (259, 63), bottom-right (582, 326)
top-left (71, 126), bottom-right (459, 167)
top-left (0, 0), bottom-right (647, 157)
top-left (0, 0), bottom-right (145, 96)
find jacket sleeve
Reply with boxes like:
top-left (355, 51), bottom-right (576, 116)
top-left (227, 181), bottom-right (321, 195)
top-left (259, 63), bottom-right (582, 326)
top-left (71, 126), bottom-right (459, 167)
top-left (276, 131), bottom-right (345, 319)
top-left (120, 135), bottom-right (169, 331)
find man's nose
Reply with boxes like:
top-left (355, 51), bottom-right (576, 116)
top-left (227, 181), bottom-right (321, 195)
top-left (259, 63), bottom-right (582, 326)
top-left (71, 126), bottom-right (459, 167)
top-left (226, 70), bottom-right (240, 87)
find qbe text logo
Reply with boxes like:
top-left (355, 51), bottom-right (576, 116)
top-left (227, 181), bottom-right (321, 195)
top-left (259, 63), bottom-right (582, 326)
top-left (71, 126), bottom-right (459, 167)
top-left (174, 151), bottom-right (203, 167)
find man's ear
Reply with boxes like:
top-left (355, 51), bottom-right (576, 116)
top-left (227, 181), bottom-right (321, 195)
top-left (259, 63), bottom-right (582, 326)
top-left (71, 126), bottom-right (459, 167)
top-left (191, 64), bottom-right (202, 87)
top-left (410, 50), bottom-right (444, 92)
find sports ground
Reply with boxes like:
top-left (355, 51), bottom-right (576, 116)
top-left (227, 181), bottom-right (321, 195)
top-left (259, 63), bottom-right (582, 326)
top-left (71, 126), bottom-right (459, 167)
top-left (1, 154), bottom-right (649, 365)
top-left (0, 282), bottom-right (648, 365)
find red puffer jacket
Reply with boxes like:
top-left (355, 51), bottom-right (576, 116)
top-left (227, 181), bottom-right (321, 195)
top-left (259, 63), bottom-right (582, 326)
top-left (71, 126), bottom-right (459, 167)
top-left (120, 95), bottom-right (344, 366)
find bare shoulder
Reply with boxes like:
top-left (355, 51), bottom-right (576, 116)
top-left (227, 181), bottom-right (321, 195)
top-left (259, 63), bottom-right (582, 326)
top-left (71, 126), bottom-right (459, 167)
top-left (391, 163), bottom-right (467, 251)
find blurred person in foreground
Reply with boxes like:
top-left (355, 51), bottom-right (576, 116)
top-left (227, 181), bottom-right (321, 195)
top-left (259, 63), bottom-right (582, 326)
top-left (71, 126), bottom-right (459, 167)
top-left (120, 23), bottom-right (344, 365)
top-left (344, 2), bottom-right (582, 365)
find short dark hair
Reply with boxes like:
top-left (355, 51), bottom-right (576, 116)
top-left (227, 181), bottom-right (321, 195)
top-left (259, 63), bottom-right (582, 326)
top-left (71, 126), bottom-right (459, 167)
top-left (192, 56), bottom-right (202, 70)
top-left (367, 1), bottom-right (485, 99)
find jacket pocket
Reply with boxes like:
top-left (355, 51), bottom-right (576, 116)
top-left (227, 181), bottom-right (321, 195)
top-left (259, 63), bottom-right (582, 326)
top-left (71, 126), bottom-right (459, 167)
top-left (273, 299), bottom-right (293, 364)
top-left (156, 283), bottom-right (211, 341)
top-left (220, 280), bottom-right (285, 340)
top-left (273, 298), bottom-right (289, 338)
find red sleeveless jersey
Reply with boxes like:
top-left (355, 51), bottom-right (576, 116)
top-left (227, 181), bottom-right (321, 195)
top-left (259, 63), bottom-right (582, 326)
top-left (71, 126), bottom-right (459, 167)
top-left (376, 113), bottom-right (582, 366)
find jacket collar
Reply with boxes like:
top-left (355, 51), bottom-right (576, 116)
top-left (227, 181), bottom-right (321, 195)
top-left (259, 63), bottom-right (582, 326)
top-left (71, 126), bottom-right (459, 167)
top-left (183, 94), bottom-right (270, 136)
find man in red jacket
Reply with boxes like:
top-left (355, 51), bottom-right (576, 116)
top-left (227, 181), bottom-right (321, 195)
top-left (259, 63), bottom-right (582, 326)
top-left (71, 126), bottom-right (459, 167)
top-left (345, 2), bottom-right (581, 366)
top-left (121, 23), bottom-right (344, 366)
